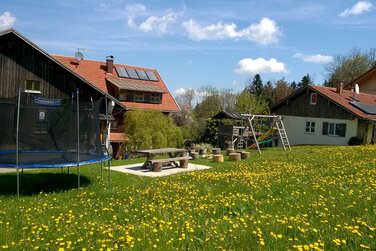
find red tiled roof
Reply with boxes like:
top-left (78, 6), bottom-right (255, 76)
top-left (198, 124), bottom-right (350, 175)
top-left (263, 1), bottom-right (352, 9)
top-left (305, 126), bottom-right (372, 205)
top-left (309, 85), bottom-right (376, 120)
top-left (110, 133), bottom-right (129, 142)
top-left (53, 55), bottom-right (180, 112)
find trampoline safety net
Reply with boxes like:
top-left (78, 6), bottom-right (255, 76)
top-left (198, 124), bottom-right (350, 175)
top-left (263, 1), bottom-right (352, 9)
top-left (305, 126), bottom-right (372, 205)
top-left (0, 94), bottom-right (109, 168)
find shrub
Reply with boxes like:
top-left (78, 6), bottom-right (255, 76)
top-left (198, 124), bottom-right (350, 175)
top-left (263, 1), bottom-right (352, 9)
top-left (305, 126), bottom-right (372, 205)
top-left (123, 109), bottom-right (183, 151)
top-left (348, 136), bottom-right (362, 146)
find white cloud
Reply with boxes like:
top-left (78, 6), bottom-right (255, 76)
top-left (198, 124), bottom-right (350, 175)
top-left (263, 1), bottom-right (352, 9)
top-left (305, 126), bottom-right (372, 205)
top-left (182, 18), bottom-right (282, 45)
top-left (293, 53), bottom-right (333, 63)
top-left (340, 1), bottom-right (373, 17)
top-left (173, 87), bottom-right (208, 97)
top-left (0, 12), bottom-right (16, 30)
top-left (125, 4), bottom-right (146, 12)
top-left (139, 11), bottom-right (181, 34)
top-left (174, 87), bottom-right (188, 95)
top-left (232, 80), bottom-right (239, 86)
top-left (235, 57), bottom-right (287, 74)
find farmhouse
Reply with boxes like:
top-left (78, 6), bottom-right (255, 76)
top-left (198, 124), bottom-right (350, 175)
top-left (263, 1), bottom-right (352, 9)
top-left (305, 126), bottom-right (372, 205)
top-left (271, 84), bottom-right (376, 145)
top-left (0, 28), bottom-right (180, 158)
top-left (53, 56), bottom-right (180, 158)
top-left (345, 64), bottom-right (376, 95)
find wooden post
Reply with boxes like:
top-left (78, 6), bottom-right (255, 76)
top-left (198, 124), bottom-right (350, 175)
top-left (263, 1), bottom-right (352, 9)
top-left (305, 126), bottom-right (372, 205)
top-left (212, 148), bottom-right (221, 154)
top-left (229, 153), bottom-right (241, 161)
top-left (213, 155), bottom-right (224, 162)
top-left (180, 159), bottom-right (188, 168)
top-left (152, 162), bottom-right (162, 172)
top-left (226, 148), bottom-right (235, 155)
top-left (241, 152), bottom-right (250, 159)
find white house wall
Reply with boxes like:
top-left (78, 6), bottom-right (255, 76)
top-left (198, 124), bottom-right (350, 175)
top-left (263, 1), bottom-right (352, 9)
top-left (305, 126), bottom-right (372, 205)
top-left (280, 116), bottom-right (358, 146)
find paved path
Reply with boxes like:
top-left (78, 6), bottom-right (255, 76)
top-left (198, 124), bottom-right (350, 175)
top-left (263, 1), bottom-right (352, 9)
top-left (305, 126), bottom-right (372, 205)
top-left (110, 163), bottom-right (211, 177)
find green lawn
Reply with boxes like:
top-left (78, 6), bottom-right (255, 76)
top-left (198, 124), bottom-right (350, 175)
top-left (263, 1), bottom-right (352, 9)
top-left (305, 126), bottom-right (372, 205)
top-left (0, 145), bottom-right (375, 250)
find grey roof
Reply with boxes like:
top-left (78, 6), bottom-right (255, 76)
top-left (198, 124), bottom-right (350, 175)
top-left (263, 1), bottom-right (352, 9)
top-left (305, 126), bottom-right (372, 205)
top-left (107, 78), bottom-right (166, 94)
top-left (212, 110), bottom-right (247, 120)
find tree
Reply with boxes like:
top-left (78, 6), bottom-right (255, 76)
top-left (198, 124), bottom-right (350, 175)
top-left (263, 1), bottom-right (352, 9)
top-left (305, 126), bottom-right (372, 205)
top-left (123, 109), bottom-right (183, 150)
top-left (194, 86), bottom-right (222, 119)
top-left (175, 88), bottom-right (195, 109)
top-left (325, 47), bottom-right (376, 87)
top-left (290, 81), bottom-right (297, 90)
top-left (233, 90), bottom-right (269, 114)
top-left (247, 74), bottom-right (263, 96)
top-left (219, 88), bottom-right (237, 111)
top-left (274, 78), bottom-right (294, 102)
top-left (261, 80), bottom-right (275, 106)
top-left (298, 74), bottom-right (312, 89)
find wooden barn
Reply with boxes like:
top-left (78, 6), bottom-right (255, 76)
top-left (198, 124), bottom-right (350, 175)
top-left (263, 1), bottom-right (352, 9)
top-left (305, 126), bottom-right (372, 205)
top-left (0, 29), bottom-right (124, 153)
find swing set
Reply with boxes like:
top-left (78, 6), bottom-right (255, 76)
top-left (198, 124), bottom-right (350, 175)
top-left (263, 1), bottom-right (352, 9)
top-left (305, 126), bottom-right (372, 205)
top-left (212, 111), bottom-right (291, 154)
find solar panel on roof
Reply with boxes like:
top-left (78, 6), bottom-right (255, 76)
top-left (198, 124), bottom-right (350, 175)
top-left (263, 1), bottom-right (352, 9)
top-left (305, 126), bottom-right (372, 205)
top-left (146, 71), bottom-right (158, 81)
top-left (136, 69), bottom-right (149, 80)
top-left (115, 67), bottom-right (129, 78)
top-left (125, 68), bottom-right (139, 79)
top-left (350, 101), bottom-right (376, 115)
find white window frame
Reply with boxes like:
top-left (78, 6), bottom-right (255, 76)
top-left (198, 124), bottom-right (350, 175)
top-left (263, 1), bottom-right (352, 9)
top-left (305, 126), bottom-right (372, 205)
top-left (134, 92), bottom-right (144, 102)
top-left (310, 93), bottom-right (317, 105)
top-left (25, 80), bottom-right (41, 94)
top-left (327, 123), bottom-right (341, 136)
top-left (150, 93), bottom-right (161, 103)
top-left (305, 121), bottom-right (315, 134)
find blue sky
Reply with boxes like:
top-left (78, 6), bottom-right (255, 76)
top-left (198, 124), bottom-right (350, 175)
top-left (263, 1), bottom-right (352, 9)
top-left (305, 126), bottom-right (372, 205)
top-left (1, 0), bottom-right (376, 96)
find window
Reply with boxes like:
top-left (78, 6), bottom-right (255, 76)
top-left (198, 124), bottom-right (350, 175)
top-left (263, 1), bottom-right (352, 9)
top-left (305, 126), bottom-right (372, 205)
top-left (25, 80), bottom-right (41, 93)
top-left (322, 122), bottom-right (346, 137)
top-left (110, 120), bottom-right (118, 129)
top-left (134, 92), bottom-right (144, 102)
top-left (118, 91), bottom-right (126, 101)
top-left (310, 93), bottom-right (317, 105)
top-left (305, 121), bottom-right (315, 134)
top-left (150, 93), bottom-right (161, 103)
top-left (34, 121), bottom-right (48, 134)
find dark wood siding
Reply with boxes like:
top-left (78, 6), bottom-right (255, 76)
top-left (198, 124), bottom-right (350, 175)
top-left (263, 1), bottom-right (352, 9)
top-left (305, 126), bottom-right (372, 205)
top-left (0, 33), bottom-right (102, 101)
top-left (272, 88), bottom-right (353, 120)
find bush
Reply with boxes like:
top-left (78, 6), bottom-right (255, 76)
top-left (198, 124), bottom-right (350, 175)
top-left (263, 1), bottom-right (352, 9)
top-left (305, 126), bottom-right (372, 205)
top-left (123, 109), bottom-right (183, 151)
top-left (348, 136), bottom-right (362, 146)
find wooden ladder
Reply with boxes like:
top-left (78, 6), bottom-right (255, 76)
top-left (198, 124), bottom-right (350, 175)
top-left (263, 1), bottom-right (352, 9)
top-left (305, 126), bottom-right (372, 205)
top-left (275, 116), bottom-right (291, 151)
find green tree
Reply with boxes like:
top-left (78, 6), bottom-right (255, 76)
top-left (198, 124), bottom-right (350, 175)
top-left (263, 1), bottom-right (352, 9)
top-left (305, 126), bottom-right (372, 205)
top-left (194, 86), bottom-right (222, 119)
top-left (298, 74), bottom-right (312, 88)
top-left (248, 74), bottom-right (263, 96)
top-left (123, 109), bottom-right (183, 150)
top-left (233, 91), bottom-right (269, 114)
top-left (325, 47), bottom-right (376, 87)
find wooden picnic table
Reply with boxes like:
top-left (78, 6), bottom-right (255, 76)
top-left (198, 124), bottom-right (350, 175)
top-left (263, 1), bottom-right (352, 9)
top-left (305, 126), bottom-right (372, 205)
top-left (136, 148), bottom-right (187, 169)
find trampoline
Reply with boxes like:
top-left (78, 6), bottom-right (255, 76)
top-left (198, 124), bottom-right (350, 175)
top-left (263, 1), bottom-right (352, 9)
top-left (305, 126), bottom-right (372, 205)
top-left (0, 87), bottom-right (111, 197)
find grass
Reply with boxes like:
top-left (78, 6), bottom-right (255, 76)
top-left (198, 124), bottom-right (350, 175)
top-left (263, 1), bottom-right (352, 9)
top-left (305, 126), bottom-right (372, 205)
top-left (0, 145), bottom-right (375, 250)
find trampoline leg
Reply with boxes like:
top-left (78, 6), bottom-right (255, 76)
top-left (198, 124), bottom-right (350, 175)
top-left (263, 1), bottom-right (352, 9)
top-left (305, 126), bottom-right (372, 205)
top-left (61, 167), bottom-right (63, 173)
top-left (21, 168), bottom-right (23, 175)
top-left (77, 163), bottom-right (80, 190)
top-left (68, 167), bottom-right (70, 174)
top-left (16, 167), bottom-right (20, 199)
top-left (101, 161), bottom-right (103, 179)
top-left (108, 160), bottom-right (111, 185)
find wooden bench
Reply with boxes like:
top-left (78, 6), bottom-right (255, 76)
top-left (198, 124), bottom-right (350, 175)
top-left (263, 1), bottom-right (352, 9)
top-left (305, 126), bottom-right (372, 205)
top-left (150, 156), bottom-right (192, 172)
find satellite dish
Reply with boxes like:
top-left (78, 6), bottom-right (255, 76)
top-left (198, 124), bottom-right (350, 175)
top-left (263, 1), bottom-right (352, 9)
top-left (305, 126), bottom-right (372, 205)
top-left (75, 51), bottom-right (84, 62)
top-left (355, 84), bottom-right (360, 95)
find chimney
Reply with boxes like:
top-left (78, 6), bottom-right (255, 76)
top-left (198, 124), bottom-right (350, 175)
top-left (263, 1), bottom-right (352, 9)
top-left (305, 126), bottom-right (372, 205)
top-left (106, 55), bottom-right (114, 74)
top-left (336, 81), bottom-right (343, 94)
